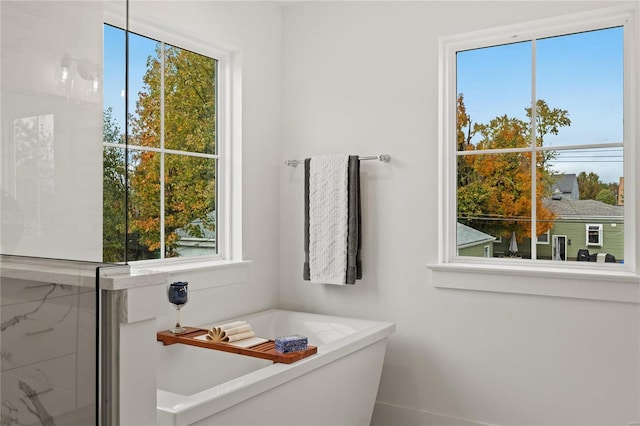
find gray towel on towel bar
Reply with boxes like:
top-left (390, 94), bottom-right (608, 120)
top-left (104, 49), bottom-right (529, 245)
top-left (303, 155), bottom-right (361, 284)
top-left (346, 155), bottom-right (362, 284)
top-left (303, 158), bottom-right (311, 280)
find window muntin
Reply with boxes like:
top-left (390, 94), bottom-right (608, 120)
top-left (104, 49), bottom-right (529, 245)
top-left (103, 25), bottom-right (218, 262)
top-left (454, 24), bottom-right (624, 264)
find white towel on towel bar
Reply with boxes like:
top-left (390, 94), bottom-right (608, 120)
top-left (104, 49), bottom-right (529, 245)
top-left (308, 154), bottom-right (349, 284)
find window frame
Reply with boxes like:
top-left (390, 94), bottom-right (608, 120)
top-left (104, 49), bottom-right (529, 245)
top-left (536, 230), bottom-right (550, 245)
top-left (586, 224), bottom-right (604, 247)
top-left (103, 10), bottom-right (243, 266)
top-left (432, 5), bottom-right (640, 303)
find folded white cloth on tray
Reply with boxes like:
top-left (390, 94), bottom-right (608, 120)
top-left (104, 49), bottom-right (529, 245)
top-left (206, 320), bottom-right (261, 344)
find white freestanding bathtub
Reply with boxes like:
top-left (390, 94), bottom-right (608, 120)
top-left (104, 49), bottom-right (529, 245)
top-left (156, 309), bottom-right (395, 426)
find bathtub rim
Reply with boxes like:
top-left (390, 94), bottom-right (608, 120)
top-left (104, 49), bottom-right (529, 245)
top-left (156, 309), bottom-right (395, 426)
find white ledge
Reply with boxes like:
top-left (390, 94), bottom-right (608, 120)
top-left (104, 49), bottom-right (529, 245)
top-left (123, 259), bottom-right (252, 292)
top-left (131, 258), bottom-right (251, 273)
top-left (428, 262), bottom-right (640, 304)
top-left (0, 255), bottom-right (251, 292)
top-left (0, 255), bottom-right (103, 289)
top-left (99, 265), bottom-right (168, 291)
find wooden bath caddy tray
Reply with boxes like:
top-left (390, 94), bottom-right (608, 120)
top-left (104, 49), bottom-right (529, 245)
top-left (157, 327), bottom-right (317, 364)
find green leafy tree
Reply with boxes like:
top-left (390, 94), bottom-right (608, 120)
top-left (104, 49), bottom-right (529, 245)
top-left (130, 44), bottom-right (216, 257)
top-left (577, 171), bottom-right (619, 204)
top-left (608, 181), bottom-right (620, 204)
top-left (457, 95), bottom-right (570, 242)
top-left (577, 171), bottom-right (604, 200)
top-left (596, 188), bottom-right (616, 205)
top-left (457, 94), bottom-right (475, 188)
top-left (103, 108), bottom-right (127, 263)
top-left (526, 100), bottom-right (571, 146)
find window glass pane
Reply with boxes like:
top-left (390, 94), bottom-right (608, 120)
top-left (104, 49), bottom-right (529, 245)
top-left (457, 153), bottom-right (532, 258)
top-left (540, 148), bottom-right (623, 262)
top-left (129, 32), bottom-right (161, 149)
top-left (537, 27), bottom-right (623, 147)
top-left (164, 45), bottom-right (216, 154)
top-left (538, 161), bottom-right (624, 262)
top-left (103, 145), bottom-right (127, 263)
top-left (456, 41), bottom-right (531, 150)
top-left (129, 150), bottom-right (161, 260)
top-left (550, 147), bottom-right (623, 189)
top-left (104, 25), bottom-right (126, 133)
top-left (535, 217), bottom-right (622, 262)
top-left (164, 154), bottom-right (217, 257)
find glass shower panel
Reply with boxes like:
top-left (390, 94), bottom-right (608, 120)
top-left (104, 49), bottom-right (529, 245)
top-left (0, 1), bottom-right (104, 261)
top-left (1, 1), bottom-right (123, 425)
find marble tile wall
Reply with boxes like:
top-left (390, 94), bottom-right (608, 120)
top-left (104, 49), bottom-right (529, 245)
top-left (1, 278), bottom-right (97, 425)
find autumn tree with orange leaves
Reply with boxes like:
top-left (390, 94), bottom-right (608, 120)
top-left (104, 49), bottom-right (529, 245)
top-left (128, 44), bottom-right (216, 258)
top-left (456, 94), bottom-right (571, 243)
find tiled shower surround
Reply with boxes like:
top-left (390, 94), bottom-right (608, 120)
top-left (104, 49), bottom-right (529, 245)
top-left (1, 277), bottom-right (96, 425)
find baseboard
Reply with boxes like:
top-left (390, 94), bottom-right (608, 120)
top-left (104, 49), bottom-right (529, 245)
top-left (371, 401), bottom-right (495, 426)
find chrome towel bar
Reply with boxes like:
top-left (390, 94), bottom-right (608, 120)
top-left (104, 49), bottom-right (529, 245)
top-left (285, 154), bottom-right (390, 167)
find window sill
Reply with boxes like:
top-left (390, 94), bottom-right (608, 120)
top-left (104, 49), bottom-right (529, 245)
top-left (135, 259), bottom-right (252, 292)
top-left (102, 259), bottom-right (251, 291)
top-left (427, 262), bottom-right (640, 304)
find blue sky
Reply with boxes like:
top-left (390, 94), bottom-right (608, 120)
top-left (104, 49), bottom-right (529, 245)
top-left (457, 26), bottom-right (623, 183)
top-left (104, 24), bottom-right (624, 183)
top-left (104, 24), bottom-right (157, 132)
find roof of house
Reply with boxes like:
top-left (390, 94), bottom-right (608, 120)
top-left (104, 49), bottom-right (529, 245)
top-left (550, 173), bottom-right (579, 200)
top-left (544, 198), bottom-right (623, 218)
top-left (551, 173), bottom-right (577, 194)
top-left (457, 222), bottom-right (496, 248)
top-left (175, 211), bottom-right (216, 243)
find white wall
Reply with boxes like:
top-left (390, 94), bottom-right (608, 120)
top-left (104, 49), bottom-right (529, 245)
top-left (279, 2), bottom-right (640, 425)
top-left (4, 2), bottom-right (639, 424)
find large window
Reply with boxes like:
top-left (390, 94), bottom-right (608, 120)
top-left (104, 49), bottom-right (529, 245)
top-left (440, 7), bottom-right (634, 268)
top-left (103, 25), bottom-right (219, 263)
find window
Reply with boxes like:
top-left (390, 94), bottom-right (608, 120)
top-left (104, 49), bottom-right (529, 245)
top-left (432, 6), bottom-right (638, 302)
top-left (536, 230), bottom-right (550, 245)
top-left (103, 24), bottom-right (225, 263)
top-left (586, 224), bottom-right (603, 246)
top-left (439, 6), bottom-right (634, 268)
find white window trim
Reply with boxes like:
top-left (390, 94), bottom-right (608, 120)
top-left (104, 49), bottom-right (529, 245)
top-left (104, 8), bottom-right (244, 269)
top-left (586, 224), bottom-right (604, 247)
top-left (536, 230), bottom-right (550, 245)
top-left (431, 5), bottom-right (640, 303)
